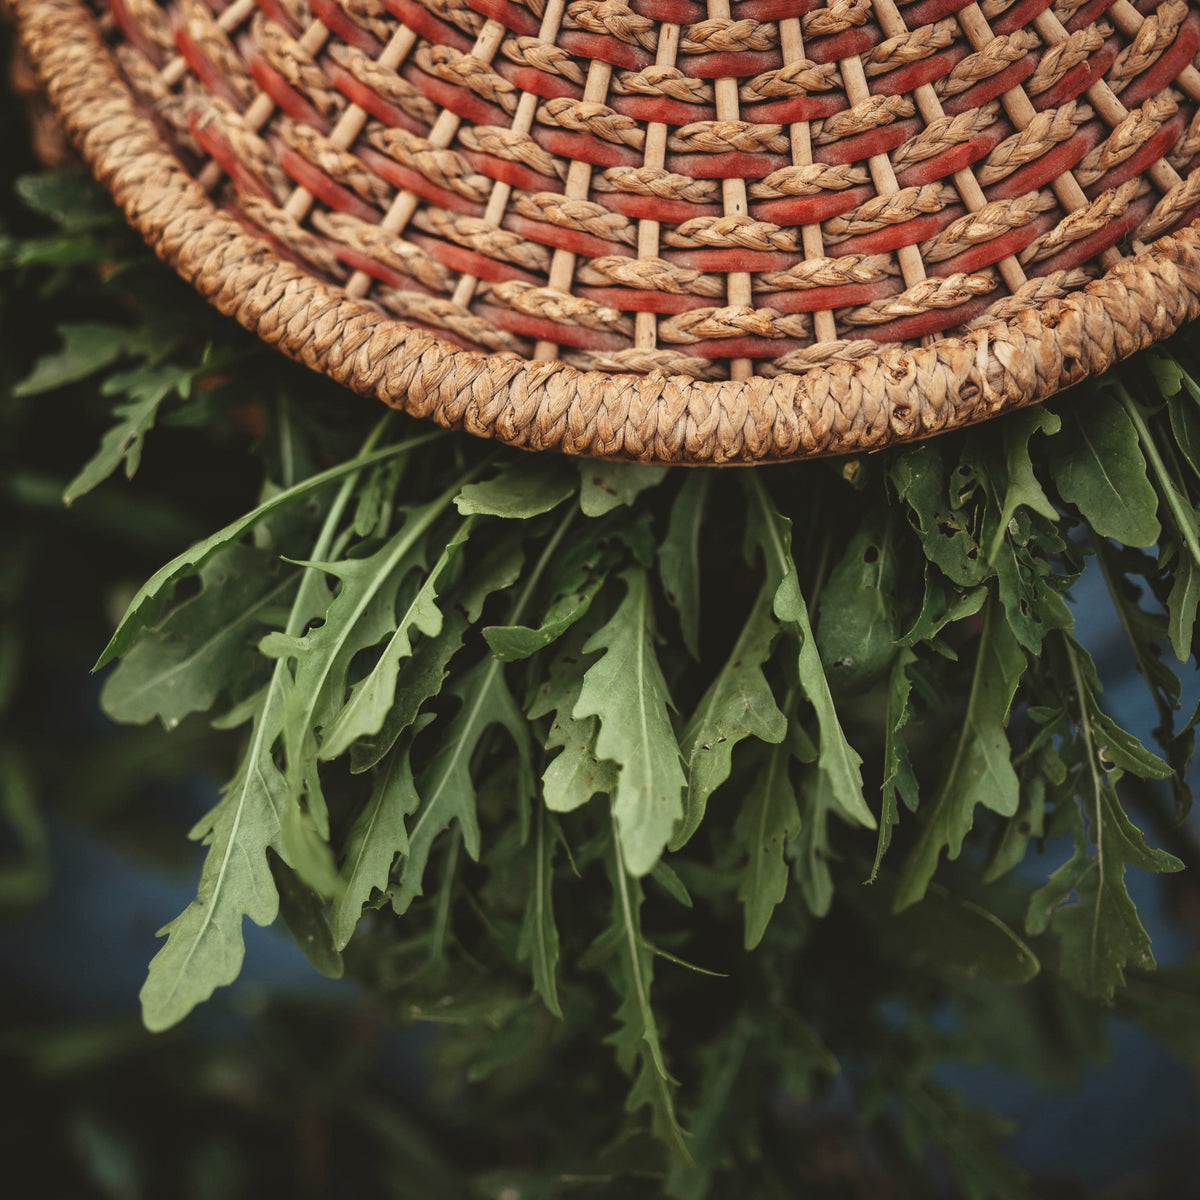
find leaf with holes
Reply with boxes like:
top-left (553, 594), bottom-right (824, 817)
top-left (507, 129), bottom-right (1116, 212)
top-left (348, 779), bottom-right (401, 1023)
top-left (816, 513), bottom-right (902, 694)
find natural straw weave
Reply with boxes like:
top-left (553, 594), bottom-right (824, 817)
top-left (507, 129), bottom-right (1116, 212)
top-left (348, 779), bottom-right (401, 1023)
top-left (13, 0), bottom-right (1200, 461)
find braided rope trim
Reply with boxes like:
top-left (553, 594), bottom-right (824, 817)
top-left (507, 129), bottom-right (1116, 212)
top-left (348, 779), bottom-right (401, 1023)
top-left (13, 0), bottom-right (1200, 464)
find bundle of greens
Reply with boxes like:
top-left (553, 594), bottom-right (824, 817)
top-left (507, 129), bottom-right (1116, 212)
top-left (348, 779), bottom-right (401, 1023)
top-left (7, 163), bottom-right (1200, 1197)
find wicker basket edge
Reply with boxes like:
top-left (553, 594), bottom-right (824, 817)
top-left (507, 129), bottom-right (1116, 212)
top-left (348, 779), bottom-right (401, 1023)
top-left (13, 0), bottom-right (1200, 464)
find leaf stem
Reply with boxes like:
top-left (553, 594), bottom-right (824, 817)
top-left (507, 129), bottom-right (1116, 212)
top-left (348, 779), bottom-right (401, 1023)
top-left (512, 503), bottom-right (578, 628)
top-left (1063, 636), bottom-right (1105, 982)
top-left (808, 528), bottom-right (835, 613)
top-left (285, 415), bottom-right (394, 638)
top-left (429, 830), bottom-right (460, 966)
top-left (610, 815), bottom-right (692, 1162)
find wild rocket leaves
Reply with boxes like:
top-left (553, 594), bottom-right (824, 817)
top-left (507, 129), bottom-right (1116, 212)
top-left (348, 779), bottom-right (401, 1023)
top-left (745, 475), bottom-right (876, 832)
top-left (893, 600), bottom-right (1023, 911)
top-left (1021, 635), bottom-right (1180, 1001)
top-left (1051, 395), bottom-right (1161, 547)
top-left (91, 349), bottom-right (1200, 1181)
top-left (139, 682), bottom-right (292, 1031)
top-left (137, 434), bottom-right (394, 1030)
top-left (33, 140), bottom-right (1200, 1196)
top-left (96, 431), bottom-right (445, 667)
top-left (674, 584), bottom-right (785, 849)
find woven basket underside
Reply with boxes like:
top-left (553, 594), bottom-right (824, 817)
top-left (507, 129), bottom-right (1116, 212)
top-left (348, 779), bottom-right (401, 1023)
top-left (13, 0), bottom-right (1200, 460)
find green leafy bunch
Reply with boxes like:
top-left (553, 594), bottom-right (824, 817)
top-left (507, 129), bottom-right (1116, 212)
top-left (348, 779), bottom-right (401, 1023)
top-left (10, 168), bottom-right (1200, 1195)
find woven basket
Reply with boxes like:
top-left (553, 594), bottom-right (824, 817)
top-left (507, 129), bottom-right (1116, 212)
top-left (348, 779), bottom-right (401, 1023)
top-left (12, 0), bottom-right (1200, 462)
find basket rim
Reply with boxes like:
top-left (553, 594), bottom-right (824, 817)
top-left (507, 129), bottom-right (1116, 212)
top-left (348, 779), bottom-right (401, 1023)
top-left (14, 0), bottom-right (1200, 464)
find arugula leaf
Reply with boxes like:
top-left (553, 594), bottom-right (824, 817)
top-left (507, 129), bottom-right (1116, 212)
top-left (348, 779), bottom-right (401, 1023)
top-left (101, 544), bottom-right (297, 729)
top-left (573, 569), bottom-right (686, 875)
top-left (139, 686), bottom-right (289, 1031)
top-left (261, 501), bottom-right (448, 833)
top-left (579, 461), bottom-right (669, 516)
top-left (376, 511), bottom-right (592, 909)
top-left (517, 806), bottom-right (562, 1016)
top-left (894, 599), bottom-right (1023, 910)
top-left (984, 774), bottom-right (1046, 884)
top-left (15, 171), bottom-right (120, 230)
top-left (137, 427), bottom-right (397, 1028)
top-left (328, 724), bottom-right (427, 950)
top-left (456, 458), bottom-right (576, 519)
top-left (734, 737), bottom-right (800, 948)
top-left (1094, 540), bottom-right (1182, 726)
top-left (592, 821), bottom-right (690, 1160)
top-left (959, 417), bottom-right (1072, 655)
top-left (883, 886), bottom-right (1039, 985)
top-left (1025, 637), bottom-right (1182, 1001)
top-left (673, 584), bottom-right (785, 850)
top-left (1167, 383), bottom-right (1200, 485)
top-left (988, 408), bottom-right (1061, 560)
top-left (894, 1079), bottom-right (1029, 1200)
top-left (650, 860), bottom-right (692, 908)
top-left (268, 852), bottom-right (344, 979)
top-left (890, 445), bottom-right (988, 587)
top-left (482, 507), bottom-right (606, 663)
top-left (790, 763), bottom-right (836, 917)
top-left (899, 565), bottom-right (987, 651)
top-left (393, 650), bottom-right (532, 913)
top-left (348, 535), bottom-right (524, 773)
top-left (319, 516), bottom-right (468, 758)
top-left (1168, 551), bottom-right (1200, 662)
top-left (1147, 348), bottom-right (1186, 398)
top-left (63, 363), bottom-right (200, 505)
top-left (351, 455), bottom-right (405, 538)
top-left (1115, 381), bottom-right (1200, 567)
top-left (391, 523), bottom-right (579, 912)
top-left (1050, 393), bottom-right (1160, 547)
top-left (816, 513), bottom-right (901, 693)
top-left (483, 577), bottom-right (599, 662)
top-left (14, 323), bottom-right (129, 397)
top-left (744, 475), bottom-right (876, 830)
top-left (97, 430), bottom-right (444, 668)
top-left (1028, 786), bottom-right (1182, 1000)
top-left (663, 1023), bottom-right (751, 1200)
top-left (658, 471), bottom-right (711, 659)
top-left (530, 632), bottom-right (619, 813)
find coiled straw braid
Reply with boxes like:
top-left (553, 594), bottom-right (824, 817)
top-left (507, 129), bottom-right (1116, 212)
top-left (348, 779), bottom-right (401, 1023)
top-left (13, 0), bottom-right (1200, 462)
